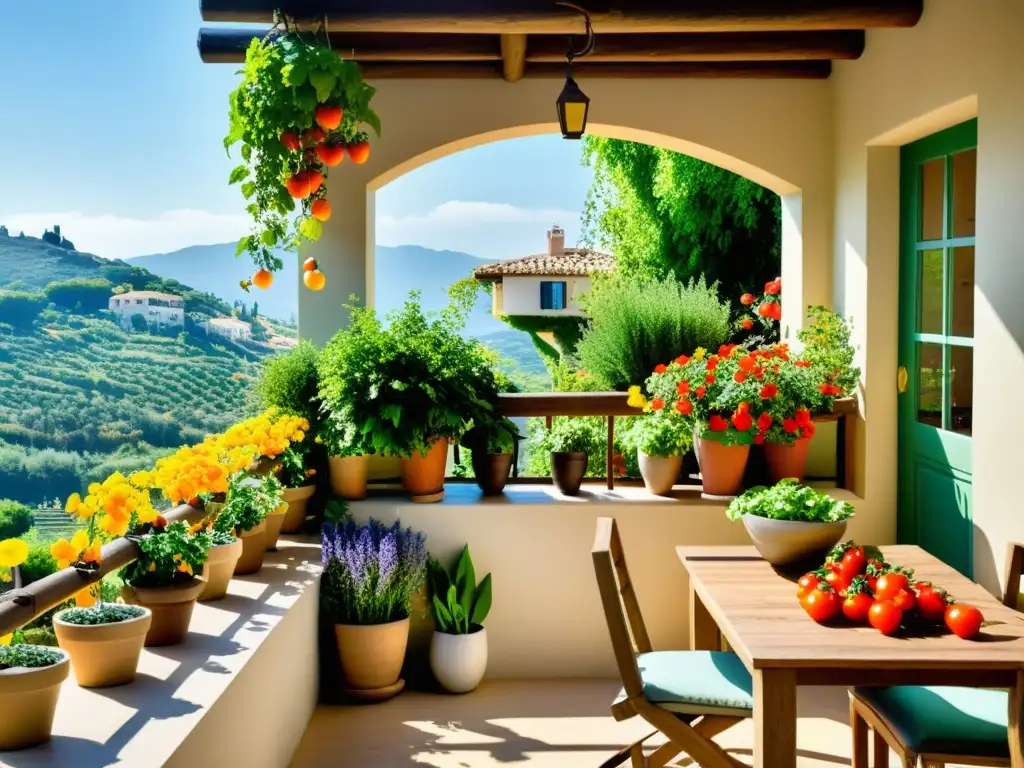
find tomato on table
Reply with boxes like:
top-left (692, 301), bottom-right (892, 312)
top-left (874, 572), bottom-right (911, 601)
top-left (801, 586), bottom-right (842, 624)
top-left (914, 583), bottom-right (950, 622)
top-left (868, 601), bottom-right (903, 636)
top-left (945, 604), bottom-right (984, 639)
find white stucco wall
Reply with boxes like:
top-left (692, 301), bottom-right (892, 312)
top-left (832, 0), bottom-right (1024, 592)
top-left (499, 275), bottom-right (590, 317)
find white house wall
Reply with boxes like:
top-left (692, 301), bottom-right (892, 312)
top-left (499, 275), bottom-right (590, 317)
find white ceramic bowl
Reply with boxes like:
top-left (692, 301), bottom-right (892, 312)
top-left (741, 514), bottom-right (851, 566)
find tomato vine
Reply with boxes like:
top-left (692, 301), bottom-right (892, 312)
top-left (224, 19), bottom-right (381, 285)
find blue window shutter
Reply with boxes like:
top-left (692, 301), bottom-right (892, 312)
top-left (540, 281), bottom-right (552, 309)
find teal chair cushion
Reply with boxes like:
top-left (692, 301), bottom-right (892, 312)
top-left (856, 686), bottom-right (1010, 758)
top-left (636, 651), bottom-right (753, 715)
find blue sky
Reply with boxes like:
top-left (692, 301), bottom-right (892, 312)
top-left (0, 2), bottom-right (593, 261)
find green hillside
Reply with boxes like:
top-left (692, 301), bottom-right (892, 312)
top-left (0, 234), bottom-right (112, 290)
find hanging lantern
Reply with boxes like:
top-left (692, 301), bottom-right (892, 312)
top-left (556, 68), bottom-right (590, 140)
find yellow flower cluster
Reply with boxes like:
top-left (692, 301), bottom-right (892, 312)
top-left (142, 438), bottom-right (254, 505)
top-left (66, 472), bottom-right (158, 537)
top-left (627, 385), bottom-right (648, 410)
top-left (50, 529), bottom-right (102, 569)
top-left (216, 409), bottom-right (308, 461)
top-left (0, 538), bottom-right (29, 581)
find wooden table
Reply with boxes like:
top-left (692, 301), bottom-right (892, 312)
top-left (678, 545), bottom-right (1024, 768)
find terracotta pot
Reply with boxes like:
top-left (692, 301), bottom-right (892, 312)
top-left (53, 608), bottom-right (152, 688)
top-left (334, 618), bottom-right (410, 701)
top-left (400, 439), bottom-right (448, 503)
top-left (430, 628), bottom-right (488, 694)
top-left (234, 519), bottom-right (267, 575)
top-left (281, 484), bottom-right (315, 533)
top-left (697, 438), bottom-right (750, 499)
top-left (550, 451), bottom-right (588, 496)
top-left (198, 538), bottom-right (243, 601)
top-left (763, 438), bottom-right (811, 483)
top-left (0, 648), bottom-right (70, 750)
top-left (328, 455), bottom-right (369, 500)
top-left (264, 505), bottom-right (288, 552)
top-left (638, 451), bottom-right (683, 496)
top-left (120, 579), bottom-right (205, 647)
top-left (471, 452), bottom-right (513, 496)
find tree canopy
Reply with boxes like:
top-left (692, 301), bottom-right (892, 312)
top-left (580, 138), bottom-right (781, 301)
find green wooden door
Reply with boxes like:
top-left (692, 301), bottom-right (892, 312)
top-left (898, 120), bottom-right (977, 576)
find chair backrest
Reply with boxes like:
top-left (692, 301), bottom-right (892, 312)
top-left (592, 517), bottom-right (653, 702)
top-left (1002, 542), bottom-right (1024, 610)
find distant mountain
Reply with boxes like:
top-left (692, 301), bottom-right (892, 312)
top-left (0, 235), bottom-right (114, 290)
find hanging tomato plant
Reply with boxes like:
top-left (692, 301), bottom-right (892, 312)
top-left (224, 17), bottom-right (381, 289)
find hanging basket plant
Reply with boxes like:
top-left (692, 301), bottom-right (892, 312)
top-left (225, 16), bottom-right (382, 291)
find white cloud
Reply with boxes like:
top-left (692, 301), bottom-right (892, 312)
top-left (377, 200), bottom-right (580, 261)
top-left (0, 210), bottom-right (249, 260)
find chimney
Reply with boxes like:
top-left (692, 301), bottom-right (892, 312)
top-left (547, 224), bottom-right (565, 257)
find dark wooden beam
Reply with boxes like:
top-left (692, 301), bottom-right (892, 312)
top-left (341, 60), bottom-right (833, 79)
top-left (501, 33), bottom-right (528, 82)
top-left (199, 28), bottom-right (860, 65)
top-left (200, 0), bottom-right (923, 33)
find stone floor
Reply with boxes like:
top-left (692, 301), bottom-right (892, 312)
top-left (290, 678), bottom-right (968, 767)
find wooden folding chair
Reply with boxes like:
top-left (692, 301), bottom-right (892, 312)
top-left (592, 517), bottom-right (752, 768)
top-left (849, 542), bottom-right (1024, 768)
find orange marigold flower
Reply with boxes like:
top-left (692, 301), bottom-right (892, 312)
top-left (795, 360), bottom-right (811, 368)
top-left (733, 371), bottom-right (747, 384)
top-left (740, 293), bottom-right (756, 306)
top-left (705, 355), bottom-right (719, 372)
top-left (654, 364), bottom-right (667, 375)
top-left (741, 318), bottom-right (754, 330)
top-left (695, 386), bottom-right (706, 399)
top-left (738, 355), bottom-right (755, 373)
top-left (705, 373), bottom-right (716, 384)
top-left (650, 398), bottom-right (665, 411)
top-left (759, 383), bottom-right (778, 399)
top-left (675, 398), bottom-right (692, 415)
top-left (673, 354), bottom-right (690, 366)
top-left (676, 381), bottom-right (690, 396)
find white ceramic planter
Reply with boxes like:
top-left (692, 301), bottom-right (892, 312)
top-left (430, 628), bottom-right (488, 694)
top-left (637, 451), bottom-right (683, 496)
top-left (741, 514), bottom-right (851, 566)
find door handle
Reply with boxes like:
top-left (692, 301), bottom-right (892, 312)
top-left (897, 365), bottom-right (908, 393)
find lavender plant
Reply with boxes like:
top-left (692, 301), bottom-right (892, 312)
top-left (321, 518), bottom-right (428, 625)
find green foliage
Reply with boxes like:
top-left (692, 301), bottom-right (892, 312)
top-left (130, 313), bottom-right (148, 332)
top-left (122, 520), bottom-right (213, 589)
top-left (581, 138), bottom-right (781, 299)
top-left (427, 545), bottom-right (492, 635)
top-left (461, 416), bottom-right (519, 455)
top-left (502, 314), bottom-right (587, 365)
top-left (0, 290), bottom-right (46, 327)
top-left (317, 292), bottom-right (506, 458)
top-left (16, 532), bottom-right (59, 585)
top-left (214, 471), bottom-right (284, 535)
top-left (57, 604), bottom-right (146, 626)
top-left (726, 479), bottom-right (855, 523)
top-left (539, 417), bottom-right (603, 454)
top-left (0, 499), bottom-right (34, 539)
top-left (622, 413), bottom-right (690, 459)
top-left (576, 274), bottom-right (731, 391)
top-left (226, 30), bottom-right (380, 271)
top-left (44, 278), bottom-right (113, 313)
top-left (0, 644), bottom-right (64, 669)
top-left (797, 306), bottom-right (860, 397)
top-left (255, 339), bottom-right (321, 429)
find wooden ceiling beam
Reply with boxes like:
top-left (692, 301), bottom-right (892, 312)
top-left (350, 60), bottom-right (832, 80)
top-left (200, 1), bottom-right (923, 34)
top-left (198, 29), bottom-right (863, 65)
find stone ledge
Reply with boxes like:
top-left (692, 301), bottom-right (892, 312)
top-left (0, 540), bottom-right (322, 768)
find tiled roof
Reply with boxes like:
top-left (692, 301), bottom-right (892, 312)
top-left (473, 249), bottom-right (615, 280)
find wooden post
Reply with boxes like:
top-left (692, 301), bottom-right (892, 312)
top-left (607, 416), bottom-right (615, 491)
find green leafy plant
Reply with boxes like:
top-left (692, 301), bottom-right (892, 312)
top-left (576, 273), bottom-right (732, 391)
top-left (214, 471), bottom-right (284, 535)
top-left (277, 444), bottom-right (314, 489)
top-left (225, 23), bottom-right (381, 273)
top-left (58, 604), bottom-right (146, 626)
top-left (122, 520), bottom-right (213, 589)
top-left (797, 306), bottom-right (860, 399)
top-left (726, 479), bottom-right (855, 523)
top-left (317, 292), bottom-right (507, 458)
top-left (461, 416), bottom-right (520, 455)
top-left (255, 339), bottom-right (322, 429)
top-left (0, 644), bottom-right (64, 670)
top-left (427, 546), bottom-right (492, 635)
top-left (323, 498), bottom-right (349, 524)
top-left (624, 413), bottom-right (690, 458)
top-left (539, 417), bottom-right (601, 454)
top-left (209, 528), bottom-right (237, 547)
top-left (0, 499), bottom-right (34, 539)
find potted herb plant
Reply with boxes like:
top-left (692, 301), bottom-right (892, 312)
top-left (120, 519), bottom-right (213, 646)
top-left (320, 511), bottom-right (428, 702)
top-left (321, 413), bottom-right (371, 501)
top-left (279, 444), bottom-right (317, 532)
top-left (540, 418), bottom-right (598, 496)
top-left (726, 479), bottom-right (855, 566)
top-left (318, 292), bottom-right (507, 503)
top-left (197, 525), bottom-right (243, 602)
top-left (427, 546), bottom-right (492, 694)
top-left (0, 643), bottom-right (70, 750)
top-left (461, 417), bottom-right (520, 496)
top-left (217, 471), bottom-right (284, 575)
top-left (52, 603), bottom-right (151, 688)
top-left (625, 412), bottom-right (691, 496)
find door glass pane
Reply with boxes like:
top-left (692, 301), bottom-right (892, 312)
top-left (917, 342), bottom-right (943, 428)
top-left (950, 246), bottom-right (975, 338)
top-left (920, 157), bottom-right (946, 241)
top-left (949, 345), bottom-right (973, 435)
top-left (951, 149), bottom-right (977, 238)
top-left (918, 249), bottom-right (944, 334)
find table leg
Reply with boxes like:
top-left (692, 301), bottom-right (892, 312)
top-left (689, 582), bottom-right (721, 651)
top-left (1009, 671), bottom-right (1024, 768)
top-left (753, 668), bottom-right (797, 768)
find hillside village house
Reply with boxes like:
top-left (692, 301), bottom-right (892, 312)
top-left (473, 225), bottom-right (614, 318)
top-left (107, 290), bottom-right (184, 330)
top-left (199, 315), bottom-right (252, 342)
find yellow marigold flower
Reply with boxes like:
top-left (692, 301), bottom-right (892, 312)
top-left (50, 537), bottom-right (80, 569)
top-left (626, 385), bottom-right (648, 409)
top-left (176, 562), bottom-right (193, 576)
top-left (71, 529), bottom-right (89, 554)
top-left (82, 538), bottom-right (103, 565)
top-left (66, 493), bottom-right (82, 515)
top-left (0, 634), bottom-right (11, 646)
top-left (88, 483), bottom-right (102, 495)
top-left (148, 562), bottom-right (157, 572)
top-left (173, 553), bottom-right (183, 562)
top-left (693, 347), bottom-right (706, 361)
top-left (74, 586), bottom-right (97, 608)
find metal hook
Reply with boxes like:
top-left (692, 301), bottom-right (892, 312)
top-left (555, 1), bottom-right (596, 61)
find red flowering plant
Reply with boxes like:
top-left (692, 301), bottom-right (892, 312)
top-left (735, 277), bottom-right (782, 346)
top-left (641, 345), bottom-right (763, 447)
top-left (747, 344), bottom-right (823, 446)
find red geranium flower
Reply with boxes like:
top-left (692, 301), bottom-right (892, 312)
top-left (677, 381), bottom-right (690, 396)
top-left (706, 355), bottom-right (719, 372)
top-left (675, 398), bottom-right (693, 415)
top-left (774, 344), bottom-right (790, 361)
top-left (754, 433), bottom-right (765, 445)
top-left (651, 398), bottom-right (665, 411)
top-left (741, 318), bottom-right (754, 330)
top-left (705, 373), bottom-right (716, 384)
top-left (674, 354), bottom-right (690, 366)
top-left (738, 355), bottom-right (755, 372)
top-left (783, 418), bottom-right (799, 433)
top-left (731, 409), bottom-right (753, 431)
top-left (654, 364), bottom-right (667, 374)
top-left (708, 415), bottom-right (729, 432)
top-left (733, 370), bottom-right (747, 383)
top-left (765, 278), bottom-right (781, 295)
top-left (740, 293), bottom-right (756, 305)
top-left (801, 422), bottom-right (816, 439)
top-left (753, 368), bottom-right (765, 380)
top-left (718, 344), bottom-right (737, 358)
top-left (795, 360), bottom-right (811, 368)
top-left (757, 413), bottom-right (773, 431)
top-left (760, 383), bottom-right (778, 399)
top-left (796, 408), bottom-right (812, 427)
top-left (695, 386), bottom-right (706, 399)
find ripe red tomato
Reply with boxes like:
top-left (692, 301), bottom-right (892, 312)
top-left (840, 547), bottom-right (867, 581)
top-left (824, 569), bottom-right (847, 591)
top-left (802, 588), bottom-right (842, 624)
top-left (842, 592), bottom-right (873, 623)
top-left (874, 572), bottom-right (910, 601)
top-left (868, 601), bottom-right (903, 636)
top-left (915, 584), bottom-right (949, 622)
top-left (796, 572), bottom-right (820, 598)
top-left (890, 588), bottom-right (917, 613)
top-left (945, 604), bottom-right (984, 639)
